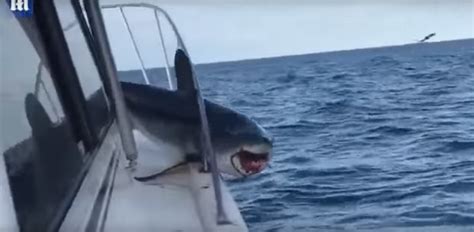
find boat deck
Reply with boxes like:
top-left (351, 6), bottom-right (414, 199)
top-left (103, 132), bottom-right (247, 232)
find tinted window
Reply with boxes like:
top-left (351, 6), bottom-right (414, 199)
top-left (54, 0), bottom-right (111, 138)
top-left (1, 5), bottom-right (85, 231)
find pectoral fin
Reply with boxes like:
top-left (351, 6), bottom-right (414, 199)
top-left (134, 160), bottom-right (188, 182)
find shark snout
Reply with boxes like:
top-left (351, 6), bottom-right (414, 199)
top-left (262, 134), bottom-right (274, 146)
top-left (256, 123), bottom-right (273, 145)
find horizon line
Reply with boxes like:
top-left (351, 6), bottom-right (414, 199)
top-left (193, 38), bottom-right (474, 66)
top-left (117, 38), bottom-right (473, 72)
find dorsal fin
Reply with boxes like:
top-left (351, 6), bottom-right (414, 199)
top-left (174, 49), bottom-right (196, 92)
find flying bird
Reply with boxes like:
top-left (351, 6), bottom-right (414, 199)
top-left (419, 33), bottom-right (436, 43)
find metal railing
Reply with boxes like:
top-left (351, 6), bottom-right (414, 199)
top-left (101, 2), bottom-right (229, 224)
top-left (84, 0), bottom-right (138, 167)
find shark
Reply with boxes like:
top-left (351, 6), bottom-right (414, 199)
top-left (120, 49), bottom-right (273, 178)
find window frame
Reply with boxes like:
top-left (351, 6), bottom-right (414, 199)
top-left (69, 0), bottom-right (115, 141)
top-left (33, 0), bottom-right (98, 150)
top-left (5, 0), bottom-right (116, 230)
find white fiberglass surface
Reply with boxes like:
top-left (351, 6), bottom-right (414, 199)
top-left (104, 131), bottom-right (202, 231)
top-left (104, 131), bottom-right (247, 231)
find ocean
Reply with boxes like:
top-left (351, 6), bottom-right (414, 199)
top-left (194, 39), bottom-right (474, 231)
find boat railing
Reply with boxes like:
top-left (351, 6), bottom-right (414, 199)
top-left (100, 2), bottom-right (229, 224)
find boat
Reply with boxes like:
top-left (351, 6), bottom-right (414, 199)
top-left (1, 0), bottom-right (250, 231)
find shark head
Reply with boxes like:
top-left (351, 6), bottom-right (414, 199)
top-left (206, 101), bottom-right (273, 177)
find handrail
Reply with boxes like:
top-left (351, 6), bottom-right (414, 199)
top-left (118, 7), bottom-right (150, 85)
top-left (154, 10), bottom-right (175, 90)
top-left (101, 2), bottom-right (229, 224)
top-left (84, 0), bottom-right (138, 167)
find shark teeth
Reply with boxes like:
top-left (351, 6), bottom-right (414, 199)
top-left (229, 144), bottom-right (272, 177)
top-left (234, 149), bottom-right (269, 175)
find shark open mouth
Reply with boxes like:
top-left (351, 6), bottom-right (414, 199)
top-left (232, 149), bottom-right (269, 176)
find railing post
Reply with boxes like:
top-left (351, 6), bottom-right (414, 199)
top-left (84, 0), bottom-right (138, 167)
top-left (195, 83), bottom-right (229, 225)
top-left (157, 8), bottom-right (231, 223)
top-left (119, 7), bottom-right (151, 85)
top-left (154, 10), bottom-right (175, 90)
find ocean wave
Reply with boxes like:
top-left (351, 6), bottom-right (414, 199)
top-left (336, 214), bottom-right (381, 224)
top-left (366, 125), bottom-right (415, 135)
top-left (278, 155), bottom-right (312, 164)
top-left (331, 73), bottom-right (351, 80)
top-left (442, 180), bottom-right (474, 193)
top-left (318, 99), bottom-right (351, 111)
top-left (267, 119), bottom-right (327, 130)
top-left (399, 210), bottom-right (474, 226)
top-left (436, 140), bottom-right (474, 153)
top-left (367, 55), bottom-right (401, 66)
top-left (405, 70), bottom-right (450, 80)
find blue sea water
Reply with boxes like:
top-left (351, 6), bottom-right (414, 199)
top-left (195, 39), bottom-right (474, 231)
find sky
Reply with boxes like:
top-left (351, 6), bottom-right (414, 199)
top-left (102, 0), bottom-right (474, 69)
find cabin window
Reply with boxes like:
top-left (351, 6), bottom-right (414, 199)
top-left (54, 0), bottom-right (112, 139)
top-left (1, 7), bottom-right (86, 232)
top-left (101, 6), bottom-right (180, 90)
